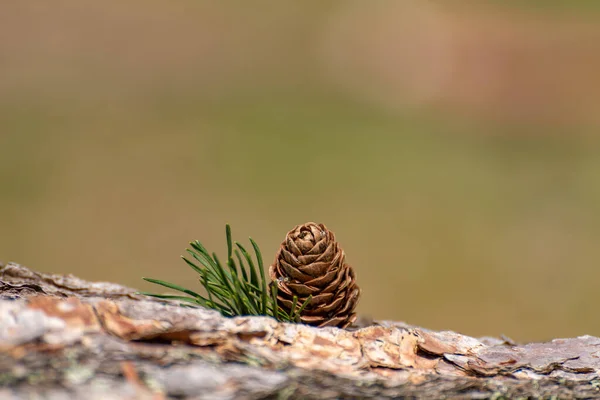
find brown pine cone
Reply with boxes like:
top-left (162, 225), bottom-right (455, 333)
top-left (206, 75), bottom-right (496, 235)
top-left (269, 222), bottom-right (360, 328)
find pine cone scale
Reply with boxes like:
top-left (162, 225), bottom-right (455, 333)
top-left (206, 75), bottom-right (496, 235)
top-left (279, 260), bottom-right (312, 281)
top-left (281, 248), bottom-right (301, 265)
top-left (297, 262), bottom-right (330, 276)
top-left (309, 292), bottom-right (334, 305)
top-left (286, 237), bottom-right (302, 256)
top-left (319, 296), bottom-right (344, 313)
top-left (317, 271), bottom-right (346, 294)
top-left (318, 317), bottom-right (345, 327)
top-left (300, 315), bottom-right (327, 325)
top-left (305, 269), bottom-right (338, 287)
top-left (317, 243), bottom-right (336, 261)
top-left (307, 239), bottom-right (328, 255)
top-left (286, 283), bottom-right (320, 295)
top-left (297, 254), bottom-right (320, 264)
top-left (340, 291), bottom-right (359, 312)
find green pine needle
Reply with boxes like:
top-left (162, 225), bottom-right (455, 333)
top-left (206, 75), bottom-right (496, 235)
top-left (141, 224), bottom-right (310, 323)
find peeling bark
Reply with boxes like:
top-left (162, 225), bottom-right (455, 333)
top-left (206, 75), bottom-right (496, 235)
top-left (1, 261), bottom-right (599, 399)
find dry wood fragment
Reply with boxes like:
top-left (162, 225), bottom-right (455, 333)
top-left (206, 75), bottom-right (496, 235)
top-left (1, 261), bottom-right (599, 399)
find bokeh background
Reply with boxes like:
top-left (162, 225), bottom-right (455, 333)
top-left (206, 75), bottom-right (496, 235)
top-left (2, 1), bottom-right (600, 342)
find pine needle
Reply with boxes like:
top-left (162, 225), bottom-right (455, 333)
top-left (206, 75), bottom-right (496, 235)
top-left (141, 224), bottom-right (299, 323)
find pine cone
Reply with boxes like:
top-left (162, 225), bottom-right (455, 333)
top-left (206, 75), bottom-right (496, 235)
top-left (269, 222), bottom-right (360, 328)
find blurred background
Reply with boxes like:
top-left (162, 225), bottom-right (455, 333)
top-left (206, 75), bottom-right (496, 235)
top-left (1, 1), bottom-right (600, 342)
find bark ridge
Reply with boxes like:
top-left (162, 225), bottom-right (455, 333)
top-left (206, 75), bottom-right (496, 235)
top-left (1, 262), bottom-right (599, 399)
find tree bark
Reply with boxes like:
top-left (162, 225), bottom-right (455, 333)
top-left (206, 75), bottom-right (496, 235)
top-left (1, 261), bottom-right (599, 399)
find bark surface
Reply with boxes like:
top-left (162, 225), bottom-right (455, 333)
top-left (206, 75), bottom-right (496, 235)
top-left (1, 261), bottom-right (599, 399)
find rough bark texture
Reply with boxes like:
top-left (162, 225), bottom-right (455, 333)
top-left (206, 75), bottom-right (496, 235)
top-left (1, 261), bottom-right (600, 399)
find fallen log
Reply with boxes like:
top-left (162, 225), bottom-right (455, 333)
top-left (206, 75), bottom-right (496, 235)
top-left (1, 261), bottom-right (599, 399)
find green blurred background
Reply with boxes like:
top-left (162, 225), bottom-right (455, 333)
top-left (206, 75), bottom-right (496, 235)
top-left (2, 1), bottom-right (600, 342)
